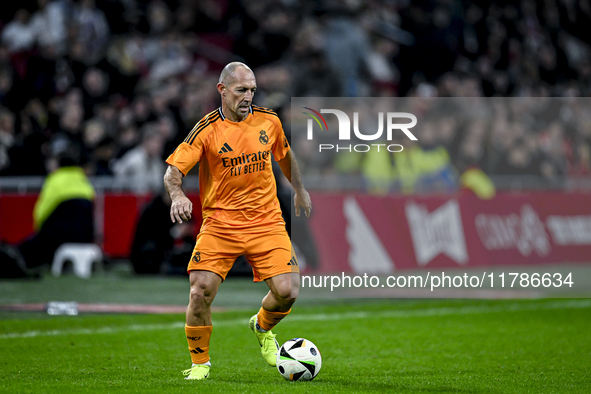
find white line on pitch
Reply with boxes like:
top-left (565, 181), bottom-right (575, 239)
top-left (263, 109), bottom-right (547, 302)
top-left (1, 299), bottom-right (589, 340)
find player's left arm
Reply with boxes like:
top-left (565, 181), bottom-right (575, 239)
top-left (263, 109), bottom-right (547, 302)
top-left (277, 150), bottom-right (312, 218)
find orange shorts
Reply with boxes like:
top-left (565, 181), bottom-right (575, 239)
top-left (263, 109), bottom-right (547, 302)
top-left (187, 229), bottom-right (299, 282)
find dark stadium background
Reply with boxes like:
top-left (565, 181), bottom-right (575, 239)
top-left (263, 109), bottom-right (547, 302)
top-left (1, 2), bottom-right (590, 393)
top-left (0, 0), bottom-right (589, 281)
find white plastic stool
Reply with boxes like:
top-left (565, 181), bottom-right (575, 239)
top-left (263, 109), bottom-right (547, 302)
top-left (51, 243), bottom-right (103, 279)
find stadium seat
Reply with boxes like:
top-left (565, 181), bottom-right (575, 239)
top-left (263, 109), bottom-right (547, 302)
top-left (51, 243), bottom-right (103, 279)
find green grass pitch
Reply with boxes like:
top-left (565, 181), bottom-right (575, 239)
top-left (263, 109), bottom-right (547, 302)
top-left (1, 297), bottom-right (590, 393)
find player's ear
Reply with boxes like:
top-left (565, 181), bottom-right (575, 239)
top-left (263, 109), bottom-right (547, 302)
top-left (216, 83), bottom-right (225, 96)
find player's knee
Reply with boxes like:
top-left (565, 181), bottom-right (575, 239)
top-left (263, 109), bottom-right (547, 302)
top-left (273, 283), bottom-right (298, 304)
top-left (189, 284), bottom-right (213, 308)
top-left (273, 273), bottom-right (300, 302)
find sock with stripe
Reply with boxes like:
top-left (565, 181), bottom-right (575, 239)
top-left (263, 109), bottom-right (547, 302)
top-left (185, 325), bottom-right (212, 364)
top-left (256, 307), bottom-right (291, 332)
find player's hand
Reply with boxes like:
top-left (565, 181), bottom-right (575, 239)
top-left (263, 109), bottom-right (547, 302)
top-left (294, 189), bottom-right (312, 218)
top-left (170, 196), bottom-right (193, 223)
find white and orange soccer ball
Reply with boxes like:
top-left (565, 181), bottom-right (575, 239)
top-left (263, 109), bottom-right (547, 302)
top-left (276, 338), bottom-right (322, 381)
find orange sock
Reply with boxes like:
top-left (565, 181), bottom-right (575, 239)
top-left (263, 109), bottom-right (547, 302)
top-left (256, 307), bottom-right (291, 332)
top-left (185, 325), bottom-right (212, 364)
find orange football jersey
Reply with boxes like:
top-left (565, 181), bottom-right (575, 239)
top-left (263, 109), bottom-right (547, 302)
top-left (166, 105), bottom-right (290, 231)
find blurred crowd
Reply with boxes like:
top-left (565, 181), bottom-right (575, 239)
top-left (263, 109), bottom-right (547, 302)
top-left (0, 0), bottom-right (590, 192)
top-left (290, 97), bottom-right (591, 195)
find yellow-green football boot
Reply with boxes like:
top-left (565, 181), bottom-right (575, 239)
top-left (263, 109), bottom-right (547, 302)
top-left (182, 361), bottom-right (211, 380)
top-left (249, 314), bottom-right (279, 366)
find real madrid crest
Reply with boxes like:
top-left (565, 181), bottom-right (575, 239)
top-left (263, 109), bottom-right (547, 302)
top-left (259, 130), bottom-right (269, 145)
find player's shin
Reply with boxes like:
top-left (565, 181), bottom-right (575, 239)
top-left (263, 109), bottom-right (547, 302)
top-left (255, 307), bottom-right (291, 332)
top-left (185, 325), bottom-right (212, 364)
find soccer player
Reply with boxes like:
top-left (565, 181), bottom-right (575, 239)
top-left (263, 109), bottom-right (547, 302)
top-left (164, 62), bottom-right (312, 380)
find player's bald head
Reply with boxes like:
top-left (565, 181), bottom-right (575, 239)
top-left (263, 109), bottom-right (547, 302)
top-left (219, 62), bottom-right (254, 85)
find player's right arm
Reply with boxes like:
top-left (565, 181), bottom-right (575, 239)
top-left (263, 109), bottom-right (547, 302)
top-left (164, 165), bottom-right (193, 223)
top-left (164, 111), bottom-right (218, 223)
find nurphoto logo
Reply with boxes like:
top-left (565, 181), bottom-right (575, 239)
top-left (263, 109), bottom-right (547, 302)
top-left (303, 107), bottom-right (418, 153)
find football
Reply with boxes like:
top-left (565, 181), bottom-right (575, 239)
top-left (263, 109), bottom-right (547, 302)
top-left (276, 338), bottom-right (322, 381)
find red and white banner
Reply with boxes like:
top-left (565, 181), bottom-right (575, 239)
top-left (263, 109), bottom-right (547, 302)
top-left (306, 191), bottom-right (591, 273)
top-left (0, 193), bottom-right (202, 258)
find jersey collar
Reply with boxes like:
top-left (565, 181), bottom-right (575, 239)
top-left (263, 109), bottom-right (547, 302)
top-left (218, 106), bottom-right (253, 122)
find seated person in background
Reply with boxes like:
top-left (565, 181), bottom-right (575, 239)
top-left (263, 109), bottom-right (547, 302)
top-left (130, 191), bottom-right (176, 274)
top-left (130, 191), bottom-right (200, 275)
top-left (112, 123), bottom-right (166, 192)
top-left (19, 151), bottom-right (95, 269)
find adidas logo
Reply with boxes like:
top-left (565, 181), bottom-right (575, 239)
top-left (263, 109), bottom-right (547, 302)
top-left (218, 143), bottom-right (233, 154)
